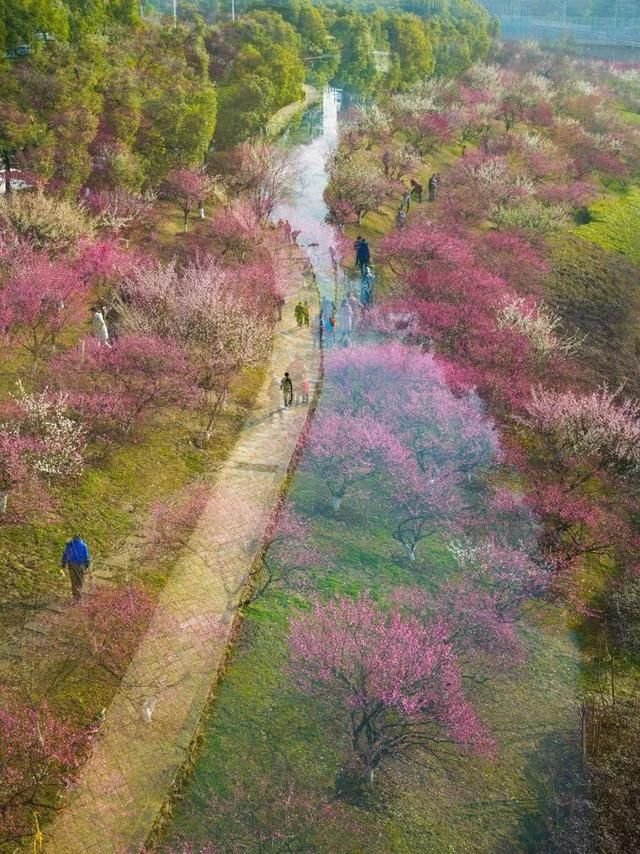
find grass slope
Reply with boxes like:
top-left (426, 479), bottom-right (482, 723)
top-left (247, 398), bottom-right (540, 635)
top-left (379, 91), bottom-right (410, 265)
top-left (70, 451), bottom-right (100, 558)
top-left (574, 187), bottom-right (640, 264)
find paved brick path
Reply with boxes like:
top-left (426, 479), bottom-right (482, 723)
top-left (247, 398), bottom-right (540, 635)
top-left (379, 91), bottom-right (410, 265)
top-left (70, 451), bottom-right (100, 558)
top-left (44, 268), bottom-right (319, 854)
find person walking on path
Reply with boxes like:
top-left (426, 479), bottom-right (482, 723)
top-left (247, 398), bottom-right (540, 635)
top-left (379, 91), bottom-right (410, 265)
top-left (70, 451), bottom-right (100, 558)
top-left (346, 291), bottom-right (363, 329)
top-left (321, 295), bottom-right (334, 322)
top-left (301, 373), bottom-right (311, 404)
top-left (280, 372), bottom-right (293, 408)
top-left (294, 301), bottom-right (304, 328)
top-left (361, 266), bottom-right (374, 307)
top-left (92, 309), bottom-right (111, 347)
top-left (61, 534), bottom-right (92, 601)
top-left (410, 178), bottom-right (423, 203)
top-left (396, 208), bottom-right (407, 229)
top-left (356, 238), bottom-right (370, 274)
top-left (326, 314), bottom-right (336, 347)
top-left (428, 173), bottom-right (439, 203)
top-left (401, 187), bottom-right (412, 213)
top-left (338, 297), bottom-right (353, 337)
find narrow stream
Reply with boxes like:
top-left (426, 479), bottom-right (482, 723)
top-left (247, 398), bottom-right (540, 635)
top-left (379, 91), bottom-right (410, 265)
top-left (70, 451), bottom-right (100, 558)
top-left (162, 89), bottom-right (582, 853)
top-left (275, 87), bottom-right (352, 303)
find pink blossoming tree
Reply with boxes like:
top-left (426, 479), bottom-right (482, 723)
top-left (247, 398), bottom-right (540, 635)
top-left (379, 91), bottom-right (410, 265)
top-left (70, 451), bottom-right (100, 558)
top-left (161, 167), bottom-right (218, 233)
top-left (0, 253), bottom-right (89, 366)
top-left (522, 386), bottom-right (640, 475)
top-left (0, 689), bottom-right (91, 844)
top-left (306, 411), bottom-right (408, 511)
top-left (289, 595), bottom-right (491, 785)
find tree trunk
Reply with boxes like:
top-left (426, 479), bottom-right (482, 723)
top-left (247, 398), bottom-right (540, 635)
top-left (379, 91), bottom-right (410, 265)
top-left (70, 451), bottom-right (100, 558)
top-left (406, 543), bottom-right (416, 561)
top-left (330, 495), bottom-right (342, 512)
top-left (3, 154), bottom-right (11, 195)
top-left (0, 491), bottom-right (8, 514)
top-left (183, 209), bottom-right (189, 233)
top-left (363, 766), bottom-right (374, 785)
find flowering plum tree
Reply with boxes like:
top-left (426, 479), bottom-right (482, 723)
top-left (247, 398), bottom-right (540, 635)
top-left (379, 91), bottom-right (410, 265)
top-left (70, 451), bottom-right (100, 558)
top-left (0, 688), bottom-right (91, 844)
top-left (53, 335), bottom-right (199, 435)
top-left (448, 537), bottom-right (551, 614)
top-left (325, 151), bottom-right (389, 226)
top-left (161, 167), bottom-right (218, 233)
top-left (523, 386), bottom-right (640, 475)
top-left (391, 465), bottom-right (463, 561)
top-left (207, 203), bottom-right (263, 263)
top-left (250, 501), bottom-right (321, 600)
top-left (473, 231), bottom-right (549, 294)
top-left (84, 188), bottom-right (155, 234)
top-left (0, 432), bottom-right (44, 518)
top-left (306, 411), bottom-right (407, 511)
top-left (225, 142), bottom-right (295, 222)
top-left (0, 190), bottom-right (94, 254)
top-left (0, 253), bottom-right (89, 366)
top-left (59, 585), bottom-right (155, 679)
top-left (146, 482), bottom-right (210, 558)
top-left (115, 260), bottom-right (272, 433)
top-left (289, 596), bottom-right (491, 784)
top-left (401, 111), bottom-right (454, 155)
top-left (76, 238), bottom-right (138, 303)
top-left (497, 296), bottom-right (580, 365)
top-left (6, 382), bottom-right (86, 480)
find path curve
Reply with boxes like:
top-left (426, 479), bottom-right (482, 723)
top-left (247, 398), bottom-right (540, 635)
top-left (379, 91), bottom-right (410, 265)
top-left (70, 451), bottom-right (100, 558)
top-left (44, 255), bottom-right (320, 854)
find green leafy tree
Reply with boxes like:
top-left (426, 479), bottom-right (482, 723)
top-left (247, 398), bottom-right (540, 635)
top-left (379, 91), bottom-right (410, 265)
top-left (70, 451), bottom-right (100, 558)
top-left (205, 11), bottom-right (304, 147)
top-left (385, 13), bottom-right (434, 91)
top-left (331, 13), bottom-right (379, 93)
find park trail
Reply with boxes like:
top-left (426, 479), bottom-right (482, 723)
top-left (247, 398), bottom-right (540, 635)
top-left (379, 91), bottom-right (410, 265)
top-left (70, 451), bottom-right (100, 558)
top-left (41, 247), bottom-right (320, 854)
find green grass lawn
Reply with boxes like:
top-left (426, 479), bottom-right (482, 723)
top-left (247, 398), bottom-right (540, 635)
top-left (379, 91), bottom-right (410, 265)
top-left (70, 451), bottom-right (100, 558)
top-left (574, 187), bottom-right (640, 264)
top-left (546, 233), bottom-right (640, 397)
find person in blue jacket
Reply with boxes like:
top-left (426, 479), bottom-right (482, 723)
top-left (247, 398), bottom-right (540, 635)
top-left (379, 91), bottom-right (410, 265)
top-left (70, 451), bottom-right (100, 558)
top-left (61, 534), bottom-right (92, 601)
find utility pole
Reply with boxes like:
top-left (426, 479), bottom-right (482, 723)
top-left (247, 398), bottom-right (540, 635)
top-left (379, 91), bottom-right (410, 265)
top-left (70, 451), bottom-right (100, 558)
top-left (173, 0), bottom-right (177, 26)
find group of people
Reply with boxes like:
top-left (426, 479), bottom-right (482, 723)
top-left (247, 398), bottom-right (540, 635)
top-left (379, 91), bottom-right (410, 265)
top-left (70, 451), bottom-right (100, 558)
top-left (294, 300), bottom-right (311, 328)
top-left (395, 174), bottom-right (440, 229)
top-left (317, 289), bottom-right (365, 350)
top-left (278, 219), bottom-right (301, 246)
top-left (91, 303), bottom-right (121, 348)
top-left (279, 366), bottom-right (311, 409)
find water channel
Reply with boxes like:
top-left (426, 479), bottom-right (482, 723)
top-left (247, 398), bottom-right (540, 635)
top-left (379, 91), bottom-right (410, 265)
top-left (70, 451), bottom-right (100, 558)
top-left (161, 89), bottom-right (582, 853)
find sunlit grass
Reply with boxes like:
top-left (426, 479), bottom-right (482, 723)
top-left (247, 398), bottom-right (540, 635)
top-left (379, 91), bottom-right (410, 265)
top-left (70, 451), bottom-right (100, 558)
top-left (574, 187), bottom-right (640, 264)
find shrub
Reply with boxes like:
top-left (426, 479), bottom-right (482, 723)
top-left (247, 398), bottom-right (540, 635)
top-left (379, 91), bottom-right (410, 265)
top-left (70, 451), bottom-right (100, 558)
top-left (0, 191), bottom-right (94, 253)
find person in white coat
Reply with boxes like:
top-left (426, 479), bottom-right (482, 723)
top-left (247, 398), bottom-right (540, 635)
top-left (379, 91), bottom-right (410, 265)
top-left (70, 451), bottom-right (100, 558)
top-left (92, 309), bottom-right (111, 347)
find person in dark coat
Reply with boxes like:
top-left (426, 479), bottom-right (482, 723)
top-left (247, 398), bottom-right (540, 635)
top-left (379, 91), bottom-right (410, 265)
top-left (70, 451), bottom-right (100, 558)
top-left (61, 534), bottom-right (91, 601)
top-left (356, 238), bottom-right (370, 274)
top-left (410, 178), bottom-right (423, 202)
top-left (280, 372), bottom-right (293, 408)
